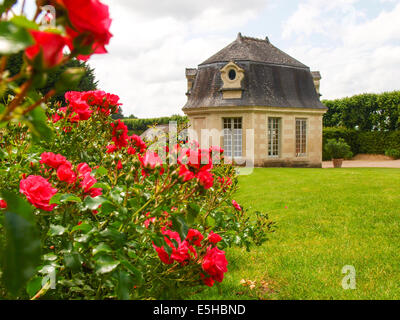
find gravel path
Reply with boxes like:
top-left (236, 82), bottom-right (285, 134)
top-left (322, 160), bottom-right (400, 168)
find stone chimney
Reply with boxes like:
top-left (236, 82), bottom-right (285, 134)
top-left (311, 71), bottom-right (321, 96)
top-left (185, 68), bottom-right (197, 96)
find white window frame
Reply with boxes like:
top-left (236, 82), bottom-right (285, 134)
top-left (223, 118), bottom-right (242, 158)
top-left (268, 117), bottom-right (281, 158)
top-left (295, 118), bottom-right (307, 157)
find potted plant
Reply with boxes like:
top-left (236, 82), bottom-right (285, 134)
top-left (324, 138), bottom-right (353, 168)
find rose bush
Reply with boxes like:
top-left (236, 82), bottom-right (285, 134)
top-left (0, 1), bottom-right (275, 300)
top-left (1, 90), bottom-right (275, 299)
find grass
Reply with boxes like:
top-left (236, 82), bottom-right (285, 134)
top-left (193, 167), bottom-right (400, 300)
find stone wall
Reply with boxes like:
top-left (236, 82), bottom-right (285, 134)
top-left (185, 106), bottom-right (325, 168)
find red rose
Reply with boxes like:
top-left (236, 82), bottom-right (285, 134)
top-left (20, 175), bottom-right (58, 211)
top-left (0, 199), bottom-right (7, 209)
top-left (179, 148), bottom-right (213, 172)
top-left (200, 273), bottom-right (215, 287)
top-left (187, 229), bottom-right (204, 247)
top-left (77, 163), bottom-right (92, 177)
top-left (139, 151), bottom-right (163, 170)
top-left (25, 30), bottom-right (68, 68)
top-left (80, 171), bottom-right (102, 198)
top-left (202, 246), bottom-right (228, 284)
top-left (40, 152), bottom-right (68, 169)
top-left (111, 120), bottom-right (129, 149)
top-left (116, 160), bottom-right (123, 170)
top-left (196, 170), bottom-right (214, 189)
top-left (178, 165), bottom-right (194, 182)
top-left (80, 172), bottom-right (96, 193)
top-left (232, 200), bottom-right (242, 211)
top-left (207, 231), bottom-right (222, 244)
top-left (88, 187), bottom-right (102, 198)
top-left (57, 163), bottom-right (76, 184)
top-left (106, 144), bottom-right (117, 154)
top-left (65, 91), bottom-right (92, 121)
top-left (153, 228), bottom-right (196, 265)
top-left (144, 212), bottom-right (156, 228)
top-left (128, 134), bottom-right (147, 154)
top-left (59, 0), bottom-right (112, 60)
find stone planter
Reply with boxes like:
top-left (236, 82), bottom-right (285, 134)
top-left (332, 158), bottom-right (343, 168)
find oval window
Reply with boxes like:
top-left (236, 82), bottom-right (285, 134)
top-left (228, 69), bottom-right (236, 80)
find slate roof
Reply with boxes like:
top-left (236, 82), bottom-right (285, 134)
top-left (183, 34), bottom-right (326, 110)
top-left (200, 33), bottom-right (307, 68)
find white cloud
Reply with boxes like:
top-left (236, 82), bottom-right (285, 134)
top-left (89, 0), bottom-right (268, 118)
top-left (282, 1), bottom-right (400, 99)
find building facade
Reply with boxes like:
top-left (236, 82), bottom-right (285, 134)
top-left (182, 33), bottom-right (327, 168)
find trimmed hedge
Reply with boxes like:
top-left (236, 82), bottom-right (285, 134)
top-left (122, 115), bottom-right (188, 135)
top-left (323, 127), bottom-right (400, 160)
top-left (322, 91), bottom-right (400, 131)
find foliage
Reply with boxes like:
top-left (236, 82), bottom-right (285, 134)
top-left (324, 138), bottom-right (353, 160)
top-left (0, 93), bottom-right (274, 299)
top-left (3, 52), bottom-right (98, 106)
top-left (322, 91), bottom-right (400, 131)
top-left (322, 127), bottom-right (400, 160)
top-left (123, 115), bottom-right (188, 135)
top-left (385, 148), bottom-right (400, 160)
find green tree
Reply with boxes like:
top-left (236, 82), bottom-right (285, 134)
top-left (4, 52), bottom-right (98, 106)
top-left (111, 107), bottom-right (124, 120)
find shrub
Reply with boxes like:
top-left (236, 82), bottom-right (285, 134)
top-left (0, 91), bottom-right (276, 299)
top-left (385, 149), bottom-right (400, 159)
top-left (324, 138), bottom-right (353, 160)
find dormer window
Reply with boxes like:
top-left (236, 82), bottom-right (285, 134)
top-left (220, 61), bottom-right (244, 99)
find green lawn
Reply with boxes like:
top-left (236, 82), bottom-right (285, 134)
top-left (193, 168), bottom-right (400, 300)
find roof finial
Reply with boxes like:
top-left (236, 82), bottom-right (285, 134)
top-left (265, 36), bottom-right (270, 43)
top-left (237, 32), bottom-right (243, 41)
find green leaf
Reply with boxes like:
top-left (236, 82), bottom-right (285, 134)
top-left (187, 203), bottom-right (200, 225)
top-left (92, 243), bottom-right (112, 256)
top-left (71, 222), bottom-right (92, 233)
top-left (0, 20), bottom-right (34, 54)
top-left (81, 196), bottom-right (106, 211)
top-left (25, 106), bottom-right (53, 143)
top-left (100, 201), bottom-right (117, 215)
top-left (64, 252), bottom-right (82, 271)
top-left (49, 224), bottom-right (66, 236)
top-left (43, 253), bottom-right (57, 261)
top-left (93, 166), bottom-right (108, 177)
top-left (116, 270), bottom-right (132, 300)
top-left (0, 192), bottom-right (41, 296)
top-left (50, 193), bottom-right (82, 205)
top-left (110, 187), bottom-right (124, 204)
top-left (10, 15), bottom-right (38, 30)
top-left (170, 215), bottom-right (189, 242)
top-left (95, 255), bottom-right (120, 274)
top-left (121, 260), bottom-right (144, 285)
top-left (92, 182), bottom-right (110, 192)
top-left (55, 67), bottom-right (85, 92)
top-left (26, 276), bottom-right (42, 297)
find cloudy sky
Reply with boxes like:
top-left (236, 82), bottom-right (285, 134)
top-left (19, 0), bottom-right (400, 118)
